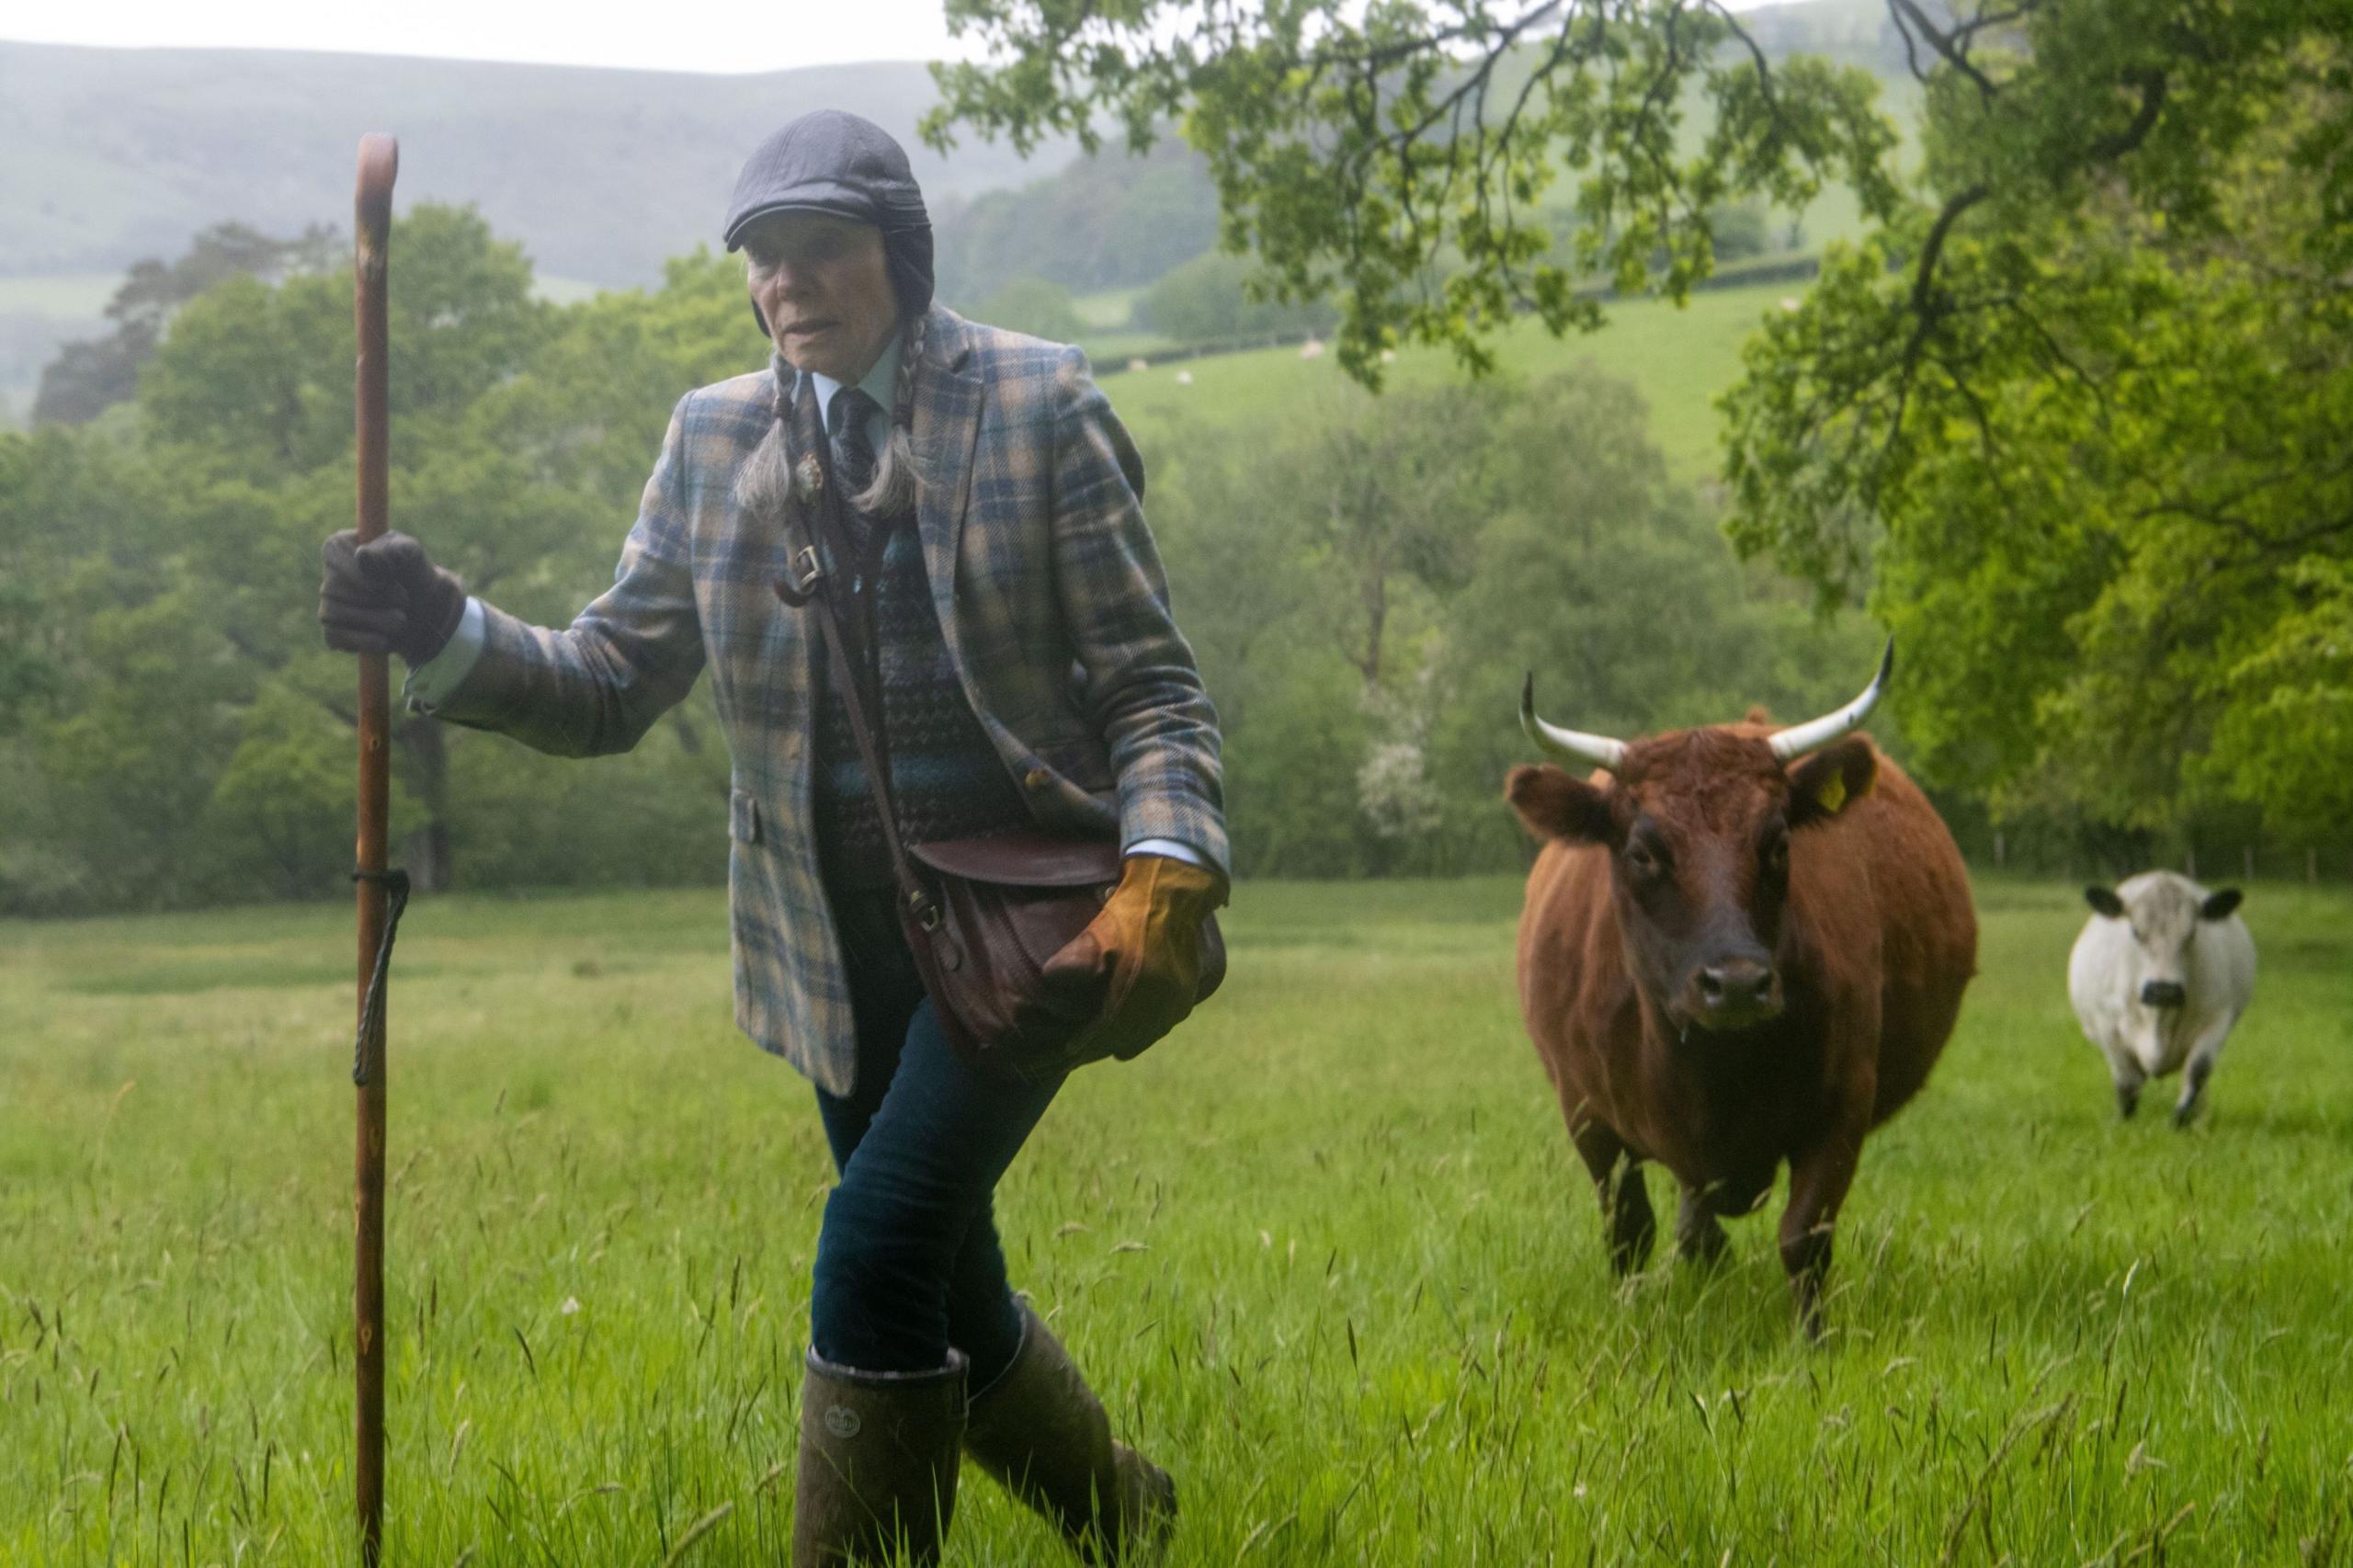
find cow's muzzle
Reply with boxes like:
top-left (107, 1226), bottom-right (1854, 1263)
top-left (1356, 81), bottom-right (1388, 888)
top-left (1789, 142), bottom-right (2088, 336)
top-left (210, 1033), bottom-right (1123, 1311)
top-left (2140, 979), bottom-right (2188, 1010)
top-left (1688, 953), bottom-right (1783, 1030)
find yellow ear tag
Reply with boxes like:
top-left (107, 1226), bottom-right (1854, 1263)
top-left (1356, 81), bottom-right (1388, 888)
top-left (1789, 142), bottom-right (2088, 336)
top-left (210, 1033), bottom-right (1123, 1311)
top-left (1814, 771), bottom-right (1847, 814)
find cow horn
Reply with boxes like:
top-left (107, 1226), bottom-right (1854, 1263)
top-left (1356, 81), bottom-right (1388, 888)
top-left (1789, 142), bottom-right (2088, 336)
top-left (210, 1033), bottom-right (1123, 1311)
top-left (1768, 641), bottom-right (1895, 761)
top-left (1521, 673), bottom-right (1629, 772)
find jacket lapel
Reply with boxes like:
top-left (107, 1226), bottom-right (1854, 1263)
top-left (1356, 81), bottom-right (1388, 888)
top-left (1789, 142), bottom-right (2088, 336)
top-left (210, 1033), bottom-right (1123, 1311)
top-left (911, 306), bottom-right (983, 660)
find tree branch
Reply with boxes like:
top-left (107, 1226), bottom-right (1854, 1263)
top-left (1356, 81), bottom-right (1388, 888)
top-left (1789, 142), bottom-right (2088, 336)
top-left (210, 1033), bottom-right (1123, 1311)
top-left (1879, 182), bottom-right (1993, 452)
top-left (2086, 68), bottom-right (2170, 163)
top-left (1702, 4), bottom-right (1785, 126)
top-left (1888, 0), bottom-right (2003, 102)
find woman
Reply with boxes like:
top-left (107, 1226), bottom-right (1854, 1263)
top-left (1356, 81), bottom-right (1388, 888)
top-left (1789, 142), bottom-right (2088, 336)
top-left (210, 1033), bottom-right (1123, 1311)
top-left (320, 110), bottom-right (1227, 1564)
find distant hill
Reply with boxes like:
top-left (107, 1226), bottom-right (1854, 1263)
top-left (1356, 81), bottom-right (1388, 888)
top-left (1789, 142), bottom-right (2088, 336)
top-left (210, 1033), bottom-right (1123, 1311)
top-left (0, 41), bottom-right (1074, 283)
top-left (1, 0), bottom-right (1915, 285)
top-left (934, 138), bottom-right (1221, 310)
top-left (0, 0), bottom-right (1918, 417)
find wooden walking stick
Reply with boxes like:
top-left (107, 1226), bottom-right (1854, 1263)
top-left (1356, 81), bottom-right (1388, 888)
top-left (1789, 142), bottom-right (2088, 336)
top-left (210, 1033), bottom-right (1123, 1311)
top-left (350, 131), bottom-right (400, 1568)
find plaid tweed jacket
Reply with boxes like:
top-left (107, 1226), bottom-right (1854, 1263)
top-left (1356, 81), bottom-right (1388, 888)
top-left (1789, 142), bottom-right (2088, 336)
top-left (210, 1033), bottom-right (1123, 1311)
top-left (428, 305), bottom-right (1226, 1094)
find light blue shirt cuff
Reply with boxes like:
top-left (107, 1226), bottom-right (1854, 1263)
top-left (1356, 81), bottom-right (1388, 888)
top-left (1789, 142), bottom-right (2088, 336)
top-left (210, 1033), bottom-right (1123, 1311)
top-left (402, 596), bottom-right (486, 712)
top-left (1124, 837), bottom-right (1210, 870)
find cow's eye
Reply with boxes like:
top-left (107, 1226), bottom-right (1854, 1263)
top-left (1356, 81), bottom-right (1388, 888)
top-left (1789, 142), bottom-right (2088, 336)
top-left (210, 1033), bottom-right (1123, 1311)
top-left (1627, 841), bottom-right (1663, 878)
top-left (1765, 836), bottom-right (1790, 877)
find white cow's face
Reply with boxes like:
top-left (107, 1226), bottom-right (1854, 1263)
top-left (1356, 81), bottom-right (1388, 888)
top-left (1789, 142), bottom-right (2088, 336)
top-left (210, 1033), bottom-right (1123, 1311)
top-left (2085, 879), bottom-right (2244, 1009)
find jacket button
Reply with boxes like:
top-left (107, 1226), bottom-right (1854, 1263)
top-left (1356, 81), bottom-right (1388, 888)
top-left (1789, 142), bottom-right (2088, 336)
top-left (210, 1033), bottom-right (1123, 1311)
top-left (1024, 767), bottom-right (1052, 791)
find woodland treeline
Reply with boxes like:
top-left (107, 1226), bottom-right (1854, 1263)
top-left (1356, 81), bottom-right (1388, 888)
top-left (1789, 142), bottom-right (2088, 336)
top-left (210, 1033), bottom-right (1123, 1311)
top-left (0, 206), bottom-right (1888, 913)
top-left (7, 0), bottom-right (2352, 915)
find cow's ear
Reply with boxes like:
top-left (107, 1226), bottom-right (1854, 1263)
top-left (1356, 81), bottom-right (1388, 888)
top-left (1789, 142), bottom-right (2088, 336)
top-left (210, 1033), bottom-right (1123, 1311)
top-left (1506, 765), bottom-right (1615, 845)
top-left (1785, 736), bottom-right (1877, 831)
top-left (2200, 888), bottom-right (2244, 921)
top-left (2085, 886), bottom-right (2125, 918)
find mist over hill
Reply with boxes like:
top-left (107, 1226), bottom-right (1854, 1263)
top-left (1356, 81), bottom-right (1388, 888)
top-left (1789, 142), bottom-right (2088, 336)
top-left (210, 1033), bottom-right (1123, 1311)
top-left (0, 41), bottom-right (1074, 283)
top-left (0, 0), bottom-right (1917, 415)
top-left (1, 0), bottom-right (1913, 286)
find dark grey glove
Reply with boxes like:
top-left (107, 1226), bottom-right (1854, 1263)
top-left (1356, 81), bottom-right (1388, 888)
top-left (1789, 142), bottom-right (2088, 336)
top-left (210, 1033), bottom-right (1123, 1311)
top-left (319, 529), bottom-right (468, 666)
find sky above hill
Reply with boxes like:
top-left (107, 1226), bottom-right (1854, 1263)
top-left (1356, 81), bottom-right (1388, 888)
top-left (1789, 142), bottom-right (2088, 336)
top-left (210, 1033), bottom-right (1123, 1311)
top-left (5, 0), bottom-right (1790, 74)
top-left (1, 0), bottom-right (986, 73)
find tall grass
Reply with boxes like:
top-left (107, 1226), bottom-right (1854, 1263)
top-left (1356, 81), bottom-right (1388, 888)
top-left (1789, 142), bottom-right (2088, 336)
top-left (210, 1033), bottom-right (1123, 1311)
top-left (2, 876), bottom-right (2347, 1562)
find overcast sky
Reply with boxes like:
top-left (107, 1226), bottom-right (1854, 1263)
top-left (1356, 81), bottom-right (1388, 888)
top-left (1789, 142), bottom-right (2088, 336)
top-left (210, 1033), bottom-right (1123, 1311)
top-left (4, 0), bottom-right (1789, 74)
top-left (0, 0), bottom-right (989, 74)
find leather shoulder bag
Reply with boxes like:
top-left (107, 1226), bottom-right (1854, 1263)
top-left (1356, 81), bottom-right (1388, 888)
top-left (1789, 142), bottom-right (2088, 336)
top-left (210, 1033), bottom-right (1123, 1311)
top-left (771, 451), bottom-right (1222, 1083)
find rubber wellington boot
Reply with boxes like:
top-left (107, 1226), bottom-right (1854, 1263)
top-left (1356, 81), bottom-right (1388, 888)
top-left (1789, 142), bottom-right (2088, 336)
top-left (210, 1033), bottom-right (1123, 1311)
top-left (964, 1302), bottom-right (1175, 1563)
top-left (790, 1348), bottom-right (967, 1566)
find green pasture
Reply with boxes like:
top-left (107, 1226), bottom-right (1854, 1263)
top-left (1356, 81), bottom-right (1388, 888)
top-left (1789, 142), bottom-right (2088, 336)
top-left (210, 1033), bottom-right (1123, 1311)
top-left (1109, 281), bottom-right (1796, 482)
top-left (534, 276), bottom-right (607, 307)
top-left (1074, 288), bottom-right (1146, 330)
top-left (0, 273), bottom-right (116, 420)
top-left (0, 263), bottom-right (1789, 470)
top-left (0, 275), bottom-right (119, 317)
top-left (3, 875), bottom-right (2347, 1563)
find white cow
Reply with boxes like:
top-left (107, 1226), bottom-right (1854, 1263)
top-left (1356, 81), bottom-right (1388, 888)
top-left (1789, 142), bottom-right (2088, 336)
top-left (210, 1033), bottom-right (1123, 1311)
top-left (2068, 872), bottom-right (2256, 1126)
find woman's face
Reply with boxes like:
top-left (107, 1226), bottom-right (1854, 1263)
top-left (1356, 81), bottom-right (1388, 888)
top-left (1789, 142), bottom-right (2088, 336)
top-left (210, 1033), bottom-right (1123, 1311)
top-left (742, 212), bottom-right (901, 384)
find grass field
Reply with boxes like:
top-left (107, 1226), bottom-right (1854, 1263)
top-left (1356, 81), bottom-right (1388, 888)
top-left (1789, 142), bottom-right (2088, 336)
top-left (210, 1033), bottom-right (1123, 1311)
top-left (0, 260), bottom-right (1785, 462)
top-left (3, 875), bottom-right (2348, 1564)
top-left (0, 274), bottom-right (121, 424)
top-left (1074, 288), bottom-right (1147, 330)
top-left (1108, 282), bottom-right (1795, 483)
top-left (0, 276), bottom-right (119, 317)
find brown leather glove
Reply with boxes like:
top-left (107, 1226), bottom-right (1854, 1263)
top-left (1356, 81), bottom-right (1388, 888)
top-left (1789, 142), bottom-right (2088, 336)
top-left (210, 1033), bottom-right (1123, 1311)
top-left (1041, 854), bottom-right (1228, 1061)
top-left (319, 528), bottom-right (468, 666)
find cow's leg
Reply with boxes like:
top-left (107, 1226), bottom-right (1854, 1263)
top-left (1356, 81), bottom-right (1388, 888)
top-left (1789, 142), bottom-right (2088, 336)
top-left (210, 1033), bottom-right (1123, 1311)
top-left (1779, 1131), bottom-right (1861, 1342)
top-left (2104, 1046), bottom-right (2145, 1120)
top-left (1675, 1184), bottom-right (1729, 1267)
top-left (1605, 1158), bottom-right (1657, 1277)
top-left (1568, 1114), bottom-right (1654, 1275)
top-left (2169, 1021), bottom-right (2234, 1129)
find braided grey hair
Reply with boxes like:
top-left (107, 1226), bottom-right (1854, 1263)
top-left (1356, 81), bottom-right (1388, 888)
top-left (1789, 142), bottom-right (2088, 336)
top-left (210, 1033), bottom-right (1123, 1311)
top-left (733, 312), bottom-right (928, 529)
top-left (847, 327), bottom-right (920, 517)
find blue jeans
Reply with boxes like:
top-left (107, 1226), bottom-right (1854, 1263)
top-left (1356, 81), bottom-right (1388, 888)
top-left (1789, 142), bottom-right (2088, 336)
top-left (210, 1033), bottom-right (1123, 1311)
top-left (811, 890), bottom-right (1064, 1389)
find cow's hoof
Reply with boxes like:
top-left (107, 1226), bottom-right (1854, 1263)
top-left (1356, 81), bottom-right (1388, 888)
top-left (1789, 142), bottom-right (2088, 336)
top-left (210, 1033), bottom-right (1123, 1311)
top-left (1607, 1233), bottom-right (1655, 1278)
top-left (1792, 1300), bottom-right (1826, 1346)
top-left (2169, 1099), bottom-right (2201, 1130)
top-left (1606, 1171), bottom-right (1656, 1275)
top-left (2115, 1085), bottom-right (2141, 1120)
top-left (1676, 1203), bottom-right (1730, 1267)
top-left (1677, 1228), bottom-right (1730, 1268)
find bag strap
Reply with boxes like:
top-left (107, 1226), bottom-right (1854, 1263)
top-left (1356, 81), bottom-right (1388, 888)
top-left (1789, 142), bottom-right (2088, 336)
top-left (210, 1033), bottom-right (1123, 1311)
top-left (806, 558), bottom-right (941, 929)
top-left (768, 381), bottom-right (939, 930)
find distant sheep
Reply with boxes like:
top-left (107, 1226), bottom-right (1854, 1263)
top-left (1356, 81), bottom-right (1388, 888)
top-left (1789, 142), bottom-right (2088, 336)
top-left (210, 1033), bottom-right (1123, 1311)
top-left (2068, 873), bottom-right (2256, 1126)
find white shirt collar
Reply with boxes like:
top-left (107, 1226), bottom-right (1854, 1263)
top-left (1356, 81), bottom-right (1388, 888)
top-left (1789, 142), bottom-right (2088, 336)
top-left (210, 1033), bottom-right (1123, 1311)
top-left (802, 330), bottom-right (903, 435)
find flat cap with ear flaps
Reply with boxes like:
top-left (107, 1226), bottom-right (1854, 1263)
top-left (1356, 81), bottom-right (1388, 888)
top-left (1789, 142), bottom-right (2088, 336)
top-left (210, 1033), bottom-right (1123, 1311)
top-left (723, 109), bottom-right (934, 319)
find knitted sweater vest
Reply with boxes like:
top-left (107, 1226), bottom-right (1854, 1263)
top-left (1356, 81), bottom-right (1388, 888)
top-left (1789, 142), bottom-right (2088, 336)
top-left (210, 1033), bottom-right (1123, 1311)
top-left (811, 494), bottom-right (1031, 892)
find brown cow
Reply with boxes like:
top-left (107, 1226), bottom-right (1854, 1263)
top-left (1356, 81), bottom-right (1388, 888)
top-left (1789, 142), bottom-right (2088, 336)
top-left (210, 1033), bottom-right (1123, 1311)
top-left (1506, 648), bottom-right (1975, 1337)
